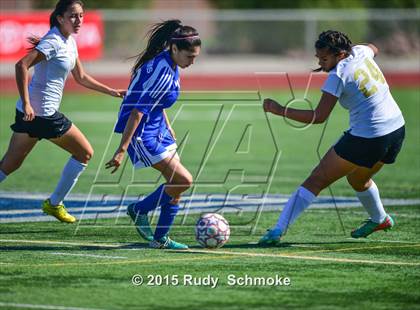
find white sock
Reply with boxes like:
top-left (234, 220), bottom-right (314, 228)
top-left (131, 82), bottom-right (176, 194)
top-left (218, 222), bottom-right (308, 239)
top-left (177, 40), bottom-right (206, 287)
top-left (275, 186), bottom-right (316, 233)
top-left (356, 181), bottom-right (386, 223)
top-left (49, 157), bottom-right (87, 206)
top-left (0, 169), bottom-right (7, 183)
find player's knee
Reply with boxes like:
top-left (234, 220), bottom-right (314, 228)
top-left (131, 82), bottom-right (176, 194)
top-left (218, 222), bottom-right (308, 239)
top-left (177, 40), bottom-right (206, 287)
top-left (85, 148), bottom-right (94, 161)
top-left (76, 148), bottom-right (94, 163)
top-left (180, 177), bottom-right (193, 191)
top-left (174, 172), bottom-right (193, 191)
top-left (182, 172), bottom-right (193, 188)
top-left (347, 175), bottom-right (371, 192)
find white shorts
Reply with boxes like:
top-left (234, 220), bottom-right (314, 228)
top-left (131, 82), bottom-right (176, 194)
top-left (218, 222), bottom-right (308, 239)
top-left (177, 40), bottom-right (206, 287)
top-left (127, 136), bottom-right (178, 169)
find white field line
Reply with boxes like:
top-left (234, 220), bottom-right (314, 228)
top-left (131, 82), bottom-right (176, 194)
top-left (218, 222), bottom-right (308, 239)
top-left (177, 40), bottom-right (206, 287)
top-left (0, 302), bottom-right (106, 310)
top-left (1, 191), bottom-right (419, 205)
top-left (0, 207), bottom-right (122, 215)
top-left (0, 197), bottom-right (290, 215)
top-left (2, 199), bottom-right (419, 216)
top-left (180, 247), bottom-right (420, 266)
top-left (2, 239), bottom-right (419, 266)
top-left (48, 252), bottom-right (127, 259)
top-left (345, 238), bottom-right (420, 244)
top-left (308, 209), bottom-right (420, 218)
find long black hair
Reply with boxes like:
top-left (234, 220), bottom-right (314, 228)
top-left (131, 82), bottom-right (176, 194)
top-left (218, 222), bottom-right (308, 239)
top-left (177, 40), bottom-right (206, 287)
top-left (131, 19), bottom-right (201, 75)
top-left (27, 0), bottom-right (84, 48)
top-left (313, 30), bottom-right (352, 72)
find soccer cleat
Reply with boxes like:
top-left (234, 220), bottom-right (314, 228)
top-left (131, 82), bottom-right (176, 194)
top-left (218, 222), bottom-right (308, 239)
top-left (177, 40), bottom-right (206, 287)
top-left (351, 214), bottom-right (395, 238)
top-left (42, 199), bottom-right (76, 223)
top-left (258, 228), bottom-right (282, 246)
top-left (126, 203), bottom-right (154, 241)
top-left (149, 236), bottom-right (189, 250)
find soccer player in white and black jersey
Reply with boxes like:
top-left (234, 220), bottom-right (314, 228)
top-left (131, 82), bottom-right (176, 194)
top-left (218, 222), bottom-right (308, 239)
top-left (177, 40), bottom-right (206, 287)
top-left (0, 0), bottom-right (125, 223)
top-left (259, 30), bottom-right (405, 245)
top-left (106, 20), bottom-right (201, 249)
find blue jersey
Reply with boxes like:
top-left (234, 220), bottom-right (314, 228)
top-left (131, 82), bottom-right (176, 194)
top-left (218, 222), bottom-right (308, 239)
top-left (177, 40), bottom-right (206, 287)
top-left (114, 50), bottom-right (180, 140)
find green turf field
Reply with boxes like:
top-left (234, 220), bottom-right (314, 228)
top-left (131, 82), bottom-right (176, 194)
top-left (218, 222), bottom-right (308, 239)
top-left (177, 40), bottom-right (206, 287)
top-left (0, 205), bottom-right (419, 309)
top-left (0, 89), bottom-right (419, 309)
top-left (0, 89), bottom-right (419, 197)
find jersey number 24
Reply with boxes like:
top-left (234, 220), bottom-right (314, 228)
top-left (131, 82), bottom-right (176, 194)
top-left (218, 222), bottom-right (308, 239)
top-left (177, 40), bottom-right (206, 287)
top-left (354, 59), bottom-right (386, 98)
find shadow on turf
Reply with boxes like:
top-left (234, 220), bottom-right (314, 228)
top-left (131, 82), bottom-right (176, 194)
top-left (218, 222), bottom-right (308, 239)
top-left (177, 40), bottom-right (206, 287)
top-left (183, 239), bottom-right (365, 251)
top-left (0, 243), bottom-right (150, 252)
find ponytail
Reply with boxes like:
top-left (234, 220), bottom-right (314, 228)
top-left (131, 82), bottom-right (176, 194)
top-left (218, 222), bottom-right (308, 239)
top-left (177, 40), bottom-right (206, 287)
top-left (131, 20), bottom-right (182, 75)
top-left (131, 19), bottom-right (201, 75)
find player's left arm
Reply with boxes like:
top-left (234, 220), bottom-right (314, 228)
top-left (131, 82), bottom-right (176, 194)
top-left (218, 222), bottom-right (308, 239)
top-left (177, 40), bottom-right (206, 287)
top-left (163, 110), bottom-right (176, 140)
top-left (71, 58), bottom-right (126, 98)
top-left (263, 92), bottom-right (337, 124)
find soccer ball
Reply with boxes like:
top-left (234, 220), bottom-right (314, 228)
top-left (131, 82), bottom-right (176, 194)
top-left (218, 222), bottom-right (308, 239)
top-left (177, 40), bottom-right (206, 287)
top-left (195, 213), bottom-right (230, 249)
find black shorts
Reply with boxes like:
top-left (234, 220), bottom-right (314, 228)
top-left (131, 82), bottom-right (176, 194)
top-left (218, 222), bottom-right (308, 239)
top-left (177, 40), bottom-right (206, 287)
top-left (333, 126), bottom-right (405, 168)
top-left (10, 109), bottom-right (72, 140)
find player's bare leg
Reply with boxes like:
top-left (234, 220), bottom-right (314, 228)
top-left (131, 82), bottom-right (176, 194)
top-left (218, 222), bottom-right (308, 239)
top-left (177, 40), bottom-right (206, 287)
top-left (152, 152), bottom-right (193, 202)
top-left (49, 124), bottom-right (94, 164)
top-left (302, 148), bottom-right (359, 195)
top-left (0, 133), bottom-right (38, 179)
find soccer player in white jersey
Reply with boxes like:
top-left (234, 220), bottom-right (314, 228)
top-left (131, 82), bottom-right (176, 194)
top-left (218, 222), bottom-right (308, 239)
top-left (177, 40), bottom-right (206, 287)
top-left (105, 20), bottom-right (201, 249)
top-left (0, 0), bottom-right (125, 223)
top-left (259, 30), bottom-right (405, 245)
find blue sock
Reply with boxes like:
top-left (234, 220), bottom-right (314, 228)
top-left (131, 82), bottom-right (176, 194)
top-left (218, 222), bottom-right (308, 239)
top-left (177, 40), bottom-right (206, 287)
top-left (135, 184), bottom-right (172, 214)
top-left (154, 202), bottom-right (180, 240)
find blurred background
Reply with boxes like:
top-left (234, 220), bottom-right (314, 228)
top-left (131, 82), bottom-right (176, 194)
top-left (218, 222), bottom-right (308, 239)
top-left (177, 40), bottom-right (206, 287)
top-left (1, 0), bottom-right (419, 90)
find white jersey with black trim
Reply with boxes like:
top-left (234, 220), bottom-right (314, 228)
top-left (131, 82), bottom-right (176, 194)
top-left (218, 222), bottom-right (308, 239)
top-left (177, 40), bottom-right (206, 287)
top-left (321, 45), bottom-right (404, 138)
top-left (16, 26), bottom-right (78, 117)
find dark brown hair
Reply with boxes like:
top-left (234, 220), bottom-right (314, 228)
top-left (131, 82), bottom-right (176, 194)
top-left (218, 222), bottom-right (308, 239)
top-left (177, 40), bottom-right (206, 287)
top-left (313, 30), bottom-right (352, 72)
top-left (131, 19), bottom-right (201, 75)
top-left (27, 0), bottom-right (84, 48)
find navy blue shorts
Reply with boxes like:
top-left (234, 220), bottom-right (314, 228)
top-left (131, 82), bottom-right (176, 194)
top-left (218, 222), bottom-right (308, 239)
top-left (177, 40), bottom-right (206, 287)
top-left (334, 126), bottom-right (405, 168)
top-left (10, 109), bottom-right (72, 140)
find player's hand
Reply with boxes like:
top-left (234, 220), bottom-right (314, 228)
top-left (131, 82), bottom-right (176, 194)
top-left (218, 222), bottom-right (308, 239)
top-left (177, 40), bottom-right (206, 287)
top-left (263, 98), bottom-right (278, 113)
top-left (109, 89), bottom-right (126, 98)
top-left (105, 150), bottom-right (125, 174)
top-left (23, 104), bottom-right (35, 121)
top-left (263, 98), bottom-right (285, 116)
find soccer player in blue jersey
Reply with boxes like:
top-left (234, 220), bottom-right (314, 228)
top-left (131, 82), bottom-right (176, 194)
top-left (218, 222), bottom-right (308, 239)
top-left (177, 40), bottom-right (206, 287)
top-left (259, 30), bottom-right (405, 245)
top-left (0, 0), bottom-right (124, 223)
top-left (105, 20), bottom-right (201, 249)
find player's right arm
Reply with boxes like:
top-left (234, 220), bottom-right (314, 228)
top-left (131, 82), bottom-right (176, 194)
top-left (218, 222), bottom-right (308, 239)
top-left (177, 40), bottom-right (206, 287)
top-left (106, 108), bottom-right (143, 173)
top-left (15, 49), bottom-right (45, 121)
top-left (263, 92), bottom-right (337, 124)
top-left (367, 44), bottom-right (379, 56)
top-left (355, 43), bottom-right (379, 57)
top-left (107, 59), bottom-right (172, 172)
